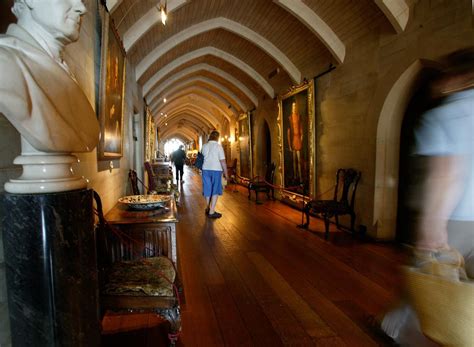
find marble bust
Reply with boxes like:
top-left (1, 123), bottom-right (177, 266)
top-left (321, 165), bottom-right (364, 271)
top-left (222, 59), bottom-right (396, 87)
top-left (0, 0), bottom-right (100, 193)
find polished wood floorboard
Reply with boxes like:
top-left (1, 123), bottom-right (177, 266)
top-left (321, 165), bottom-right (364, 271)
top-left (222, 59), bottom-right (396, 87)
top-left (172, 167), bottom-right (405, 346)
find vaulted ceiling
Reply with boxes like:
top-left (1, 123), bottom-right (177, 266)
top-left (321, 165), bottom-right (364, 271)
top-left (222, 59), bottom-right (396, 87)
top-left (107, 0), bottom-right (409, 143)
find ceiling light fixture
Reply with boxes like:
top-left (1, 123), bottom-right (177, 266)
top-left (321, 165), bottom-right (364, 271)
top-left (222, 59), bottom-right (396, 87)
top-left (158, 0), bottom-right (167, 25)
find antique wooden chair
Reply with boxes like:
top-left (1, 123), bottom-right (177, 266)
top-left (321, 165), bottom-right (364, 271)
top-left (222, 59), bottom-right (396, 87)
top-left (302, 168), bottom-right (361, 239)
top-left (143, 161), bottom-right (158, 192)
top-left (247, 162), bottom-right (276, 204)
top-left (128, 169), bottom-right (140, 195)
top-left (93, 192), bottom-right (181, 341)
top-left (227, 158), bottom-right (238, 182)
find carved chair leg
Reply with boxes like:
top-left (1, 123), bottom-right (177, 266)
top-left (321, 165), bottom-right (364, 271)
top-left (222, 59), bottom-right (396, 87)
top-left (335, 215), bottom-right (340, 229)
top-left (304, 207), bottom-right (310, 228)
top-left (350, 212), bottom-right (356, 234)
top-left (324, 216), bottom-right (330, 240)
top-left (255, 191), bottom-right (262, 204)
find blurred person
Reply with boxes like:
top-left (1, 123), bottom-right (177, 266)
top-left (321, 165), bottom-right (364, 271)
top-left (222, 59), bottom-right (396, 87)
top-left (381, 48), bottom-right (474, 345)
top-left (171, 145), bottom-right (186, 184)
top-left (412, 50), bottom-right (474, 278)
top-left (201, 130), bottom-right (228, 219)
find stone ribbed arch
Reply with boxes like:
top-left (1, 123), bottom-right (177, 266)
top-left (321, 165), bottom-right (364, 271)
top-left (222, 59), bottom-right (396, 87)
top-left (152, 87), bottom-right (238, 119)
top-left (157, 107), bottom-right (216, 128)
top-left (144, 63), bottom-right (258, 107)
top-left (142, 47), bottom-right (274, 98)
top-left (274, 0), bottom-right (345, 64)
top-left (159, 116), bottom-right (207, 142)
top-left (374, 0), bottom-right (409, 34)
top-left (136, 17), bottom-right (301, 83)
top-left (167, 117), bottom-right (209, 135)
top-left (159, 104), bottom-right (221, 129)
top-left (148, 75), bottom-right (247, 112)
top-left (155, 95), bottom-right (232, 124)
top-left (150, 84), bottom-right (240, 115)
top-left (157, 112), bottom-right (214, 134)
top-left (160, 120), bottom-right (201, 138)
top-left (123, 0), bottom-right (188, 51)
top-left (157, 114), bottom-right (214, 137)
top-left (160, 130), bottom-right (194, 142)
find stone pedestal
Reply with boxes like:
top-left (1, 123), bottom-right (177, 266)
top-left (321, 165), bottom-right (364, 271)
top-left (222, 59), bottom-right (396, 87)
top-left (4, 137), bottom-right (88, 194)
top-left (0, 189), bottom-right (100, 347)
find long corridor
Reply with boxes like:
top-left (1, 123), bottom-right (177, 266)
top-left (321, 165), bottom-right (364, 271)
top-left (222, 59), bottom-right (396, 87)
top-left (175, 166), bottom-right (405, 346)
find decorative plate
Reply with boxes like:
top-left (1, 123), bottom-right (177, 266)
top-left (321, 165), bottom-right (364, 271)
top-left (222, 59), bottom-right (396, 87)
top-left (118, 195), bottom-right (171, 210)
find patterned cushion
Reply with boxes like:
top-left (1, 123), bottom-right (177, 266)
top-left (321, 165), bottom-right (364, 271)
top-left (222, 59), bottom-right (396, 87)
top-left (104, 257), bottom-right (175, 297)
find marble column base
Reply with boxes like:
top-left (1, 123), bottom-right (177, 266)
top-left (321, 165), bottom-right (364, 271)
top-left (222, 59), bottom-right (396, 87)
top-left (1, 189), bottom-right (100, 346)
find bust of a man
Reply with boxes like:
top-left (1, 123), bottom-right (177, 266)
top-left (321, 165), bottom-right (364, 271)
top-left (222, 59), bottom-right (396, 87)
top-left (0, 0), bottom-right (100, 193)
top-left (0, 0), bottom-right (99, 153)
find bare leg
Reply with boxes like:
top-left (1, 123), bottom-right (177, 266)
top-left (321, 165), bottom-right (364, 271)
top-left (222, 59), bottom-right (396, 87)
top-left (209, 195), bottom-right (219, 214)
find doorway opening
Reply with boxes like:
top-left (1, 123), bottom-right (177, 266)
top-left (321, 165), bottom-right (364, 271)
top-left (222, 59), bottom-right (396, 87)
top-left (396, 68), bottom-right (440, 244)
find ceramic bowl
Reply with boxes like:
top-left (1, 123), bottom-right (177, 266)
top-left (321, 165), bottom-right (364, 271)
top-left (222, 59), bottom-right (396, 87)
top-left (118, 194), bottom-right (171, 210)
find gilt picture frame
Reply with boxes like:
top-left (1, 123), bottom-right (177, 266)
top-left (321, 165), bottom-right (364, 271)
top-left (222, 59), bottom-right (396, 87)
top-left (144, 105), bottom-right (155, 162)
top-left (98, 11), bottom-right (126, 159)
top-left (277, 80), bottom-right (315, 203)
top-left (238, 112), bottom-right (253, 179)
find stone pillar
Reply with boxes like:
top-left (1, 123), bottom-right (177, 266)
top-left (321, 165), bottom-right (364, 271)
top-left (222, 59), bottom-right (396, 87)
top-left (1, 189), bottom-right (100, 347)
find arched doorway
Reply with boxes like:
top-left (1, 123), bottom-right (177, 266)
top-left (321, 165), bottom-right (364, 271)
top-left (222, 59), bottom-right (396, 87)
top-left (373, 59), bottom-right (441, 240)
top-left (396, 68), bottom-right (441, 244)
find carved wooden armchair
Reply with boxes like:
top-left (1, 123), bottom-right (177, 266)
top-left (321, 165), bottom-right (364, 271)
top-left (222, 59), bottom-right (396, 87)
top-left (247, 163), bottom-right (276, 204)
top-left (302, 168), bottom-right (361, 239)
top-left (128, 169), bottom-right (140, 195)
top-left (143, 161), bottom-right (158, 192)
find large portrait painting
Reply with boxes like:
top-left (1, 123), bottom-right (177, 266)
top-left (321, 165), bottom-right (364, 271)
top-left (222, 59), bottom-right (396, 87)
top-left (238, 112), bottom-right (253, 179)
top-left (278, 80), bottom-right (315, 201)
top-left (98, 12), bottom-right (126, 159)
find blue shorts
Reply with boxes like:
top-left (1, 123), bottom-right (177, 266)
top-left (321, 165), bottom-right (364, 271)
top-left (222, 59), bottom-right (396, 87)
top-left (202, 170), bottom-right (223, 197)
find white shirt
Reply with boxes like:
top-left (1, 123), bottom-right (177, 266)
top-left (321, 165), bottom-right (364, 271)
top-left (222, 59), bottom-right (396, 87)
top-left (414, 89), bottom-right (474, 220)
top-left (202, 141), bottom-right (225, 171)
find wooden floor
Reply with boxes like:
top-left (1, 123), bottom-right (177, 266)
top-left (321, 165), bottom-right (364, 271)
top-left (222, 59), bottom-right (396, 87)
top-left (170, 167), bottom-right (406, 346)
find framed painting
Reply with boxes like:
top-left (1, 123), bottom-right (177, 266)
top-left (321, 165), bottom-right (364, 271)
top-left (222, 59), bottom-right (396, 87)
top-left (238, 112), bottom-right (253, 179)
top-left (144, 105), bottom-right (155, 162)
top-left (98, 11), bottom-right (126, 159)
top-left (277, 80), bottom-right (315, 202)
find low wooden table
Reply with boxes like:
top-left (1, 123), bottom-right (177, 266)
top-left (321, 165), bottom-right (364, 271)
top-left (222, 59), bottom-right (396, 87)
top-left (104, 197), bottom-right (179, 266)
